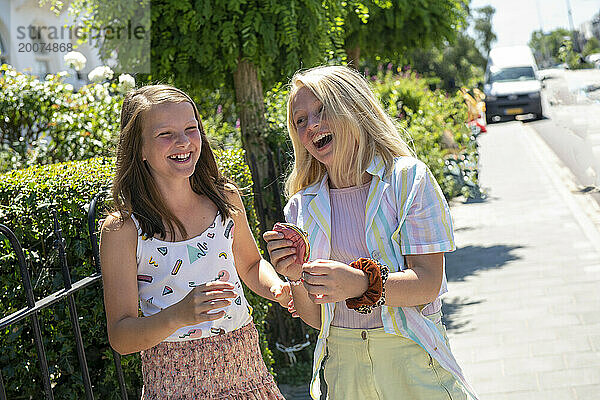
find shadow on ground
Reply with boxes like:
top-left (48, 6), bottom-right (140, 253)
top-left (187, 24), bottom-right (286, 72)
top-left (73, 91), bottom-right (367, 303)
top-left (442, 297), bottom-right (483, 332)
top-left (445, 244), bottom-right (524, 282)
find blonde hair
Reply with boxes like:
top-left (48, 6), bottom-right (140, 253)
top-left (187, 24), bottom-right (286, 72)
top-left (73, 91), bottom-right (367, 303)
top-left (113, 85), bottom-right (236, 240)
top-left (285, 65), bottom-right (413, 197)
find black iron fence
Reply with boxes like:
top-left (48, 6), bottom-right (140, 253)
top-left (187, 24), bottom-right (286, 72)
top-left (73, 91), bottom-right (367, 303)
top-left (0, 195), bottom-right (127, 399)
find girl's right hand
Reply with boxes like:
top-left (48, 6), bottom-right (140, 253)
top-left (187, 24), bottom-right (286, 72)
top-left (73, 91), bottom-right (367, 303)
top-left (263, 230), bottom-right (302, 281)
top-left (173, 281), bottom-right (237, 326)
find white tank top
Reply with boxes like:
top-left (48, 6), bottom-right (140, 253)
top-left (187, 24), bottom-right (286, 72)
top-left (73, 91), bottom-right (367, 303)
top-left (132, 212), bottom-right (252, 342)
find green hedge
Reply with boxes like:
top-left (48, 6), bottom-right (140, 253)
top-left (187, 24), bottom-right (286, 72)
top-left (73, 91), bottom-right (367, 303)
top-left (0, 64), bottom-right (123, 173)
top-left (0, 150), bottom-right (273, 399)
top-left (372, 70), bottom-right (482, 199)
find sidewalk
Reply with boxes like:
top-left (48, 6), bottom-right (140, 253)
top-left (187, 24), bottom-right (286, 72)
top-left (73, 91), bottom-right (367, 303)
top-left (444, 121), bottom-right (600, 399)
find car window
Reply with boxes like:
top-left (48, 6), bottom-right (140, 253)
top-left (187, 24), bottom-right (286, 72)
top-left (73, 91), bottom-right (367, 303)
top-left (489, 67), bottom-right (536, 83)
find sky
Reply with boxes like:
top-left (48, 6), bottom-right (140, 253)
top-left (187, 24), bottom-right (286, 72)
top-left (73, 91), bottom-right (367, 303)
top-left (470, 0), bottom-right (600, 47)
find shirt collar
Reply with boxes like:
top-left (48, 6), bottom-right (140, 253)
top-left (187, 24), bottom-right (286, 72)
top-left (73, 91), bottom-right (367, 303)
top-left (366, 154), bottom-right (388, 182)
top-left (303, 174), bottom-right (328, 196)
top-left (303, 154), bottom-right (388, 196)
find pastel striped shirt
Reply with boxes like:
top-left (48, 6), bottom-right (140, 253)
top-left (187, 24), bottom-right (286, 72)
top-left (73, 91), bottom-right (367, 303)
top-left (284, 155), bottom-right (478, 400)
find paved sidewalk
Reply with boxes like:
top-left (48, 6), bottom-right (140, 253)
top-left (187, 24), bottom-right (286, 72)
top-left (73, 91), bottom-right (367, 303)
top-left (443, 121), bottom-right (600, 399)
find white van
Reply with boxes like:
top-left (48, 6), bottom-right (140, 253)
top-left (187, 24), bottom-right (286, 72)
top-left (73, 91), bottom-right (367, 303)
top-left (484, 46), bottom-right (543, 123)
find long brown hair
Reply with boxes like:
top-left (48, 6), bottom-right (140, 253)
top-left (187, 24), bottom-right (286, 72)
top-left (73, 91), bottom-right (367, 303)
top-left (112, 85), bottom-right (236, 240)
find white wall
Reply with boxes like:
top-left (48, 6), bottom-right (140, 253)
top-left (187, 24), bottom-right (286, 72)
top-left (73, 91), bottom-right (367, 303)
top-left (1, 0), bottom-right (103, 84)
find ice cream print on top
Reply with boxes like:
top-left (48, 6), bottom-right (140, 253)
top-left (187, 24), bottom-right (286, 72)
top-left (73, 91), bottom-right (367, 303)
top-left (133, 212), bottom-right (252, 342)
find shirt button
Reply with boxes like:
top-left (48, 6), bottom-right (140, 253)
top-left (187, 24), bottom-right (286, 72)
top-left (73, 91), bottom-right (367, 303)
top-left (371, 250), bottom-right (380, 259)
top-left (361, 331), bottom-right (367, 340)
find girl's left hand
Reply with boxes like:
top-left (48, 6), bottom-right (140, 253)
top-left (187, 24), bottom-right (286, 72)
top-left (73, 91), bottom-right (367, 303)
top-left (301, 259), bottom-right (369, 304)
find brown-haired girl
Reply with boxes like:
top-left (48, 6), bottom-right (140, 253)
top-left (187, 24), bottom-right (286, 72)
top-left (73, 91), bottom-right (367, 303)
top-left (100, 85), bottom-right (287, 399)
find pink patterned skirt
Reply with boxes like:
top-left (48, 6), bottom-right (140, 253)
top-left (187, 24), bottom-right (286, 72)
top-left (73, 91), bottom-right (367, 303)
top-left (140, 323), bottom-right (285, 400)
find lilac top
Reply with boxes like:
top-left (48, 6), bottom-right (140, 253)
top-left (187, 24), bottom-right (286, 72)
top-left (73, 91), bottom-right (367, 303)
top-left (329, 181), bottom-right (383, 328)
top-left (329, 180), bottom-right (441, 329)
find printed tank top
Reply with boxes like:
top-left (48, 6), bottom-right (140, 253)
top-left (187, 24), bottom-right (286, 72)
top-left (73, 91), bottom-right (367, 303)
top-left (132, 212), bottom-right (252, 342)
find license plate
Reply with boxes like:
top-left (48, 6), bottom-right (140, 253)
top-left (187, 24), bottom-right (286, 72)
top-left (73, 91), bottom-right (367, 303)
top-left (505, 107), bottom-right (523, 115)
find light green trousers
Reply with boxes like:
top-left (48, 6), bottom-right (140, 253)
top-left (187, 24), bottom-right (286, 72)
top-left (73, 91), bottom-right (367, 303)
top-left (323, 312), bottom-right (469, 400)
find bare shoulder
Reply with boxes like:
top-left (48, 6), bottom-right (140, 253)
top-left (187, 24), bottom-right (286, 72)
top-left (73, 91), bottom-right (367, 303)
top-left (100, 212), bottom-right (138, 245)
top-left (223, 183), bottom-right (245, 210)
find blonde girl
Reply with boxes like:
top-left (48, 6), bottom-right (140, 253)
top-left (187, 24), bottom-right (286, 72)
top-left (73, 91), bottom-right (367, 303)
top-left (100, 85), bottom-right (288, 399)
top-left (264, 66), bottom-right (478, 400)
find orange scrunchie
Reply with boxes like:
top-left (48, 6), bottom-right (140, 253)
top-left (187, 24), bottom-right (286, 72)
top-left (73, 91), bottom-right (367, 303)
top-left (345, 258), bottom-right (383, 310)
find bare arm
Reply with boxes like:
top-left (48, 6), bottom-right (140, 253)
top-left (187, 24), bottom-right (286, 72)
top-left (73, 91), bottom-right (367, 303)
top-left (100, 215), bottom-right (236, 354)
top-left (227, 188), bottom-right (291, 307)
top-left (383, 253), bottom-right (444, 307)
top-left (299, 253), bottom-right (442, 310)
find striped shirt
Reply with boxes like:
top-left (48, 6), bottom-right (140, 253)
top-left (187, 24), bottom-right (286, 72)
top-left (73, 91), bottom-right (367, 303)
top-left (284, 155), bottom-right (478, 400)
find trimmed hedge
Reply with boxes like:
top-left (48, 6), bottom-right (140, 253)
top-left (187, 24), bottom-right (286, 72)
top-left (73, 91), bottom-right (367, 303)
top-left (0, 150), bottom-right (273, 399)
top-left (0, 64), bottom-right (123, 173)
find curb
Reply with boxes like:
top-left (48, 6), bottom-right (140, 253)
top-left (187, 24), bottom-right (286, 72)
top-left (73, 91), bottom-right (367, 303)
top-left (522, 122), bottom-right (600, 254)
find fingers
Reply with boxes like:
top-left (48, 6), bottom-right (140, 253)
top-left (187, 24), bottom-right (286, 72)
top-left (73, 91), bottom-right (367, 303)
top-left (302, 260), bottom-right (335, 274)
top-left (263, 230), bottom-right (284, 242)
top-left (307, 293), bottom-right (330, 304)
top-left (301, 271), bottom-right (329, 286)
top-left (271, 253), bottom-right (301, 280)
top-left (269, 246), bottom-right (296, 267)
top-left (198, 281), bottom-right (236, 292)
top-left (200, 309), bottom-right (226, 321)
top-left (197, 289), bottom-right (238, 301)
top-left (270, 281), bottom-right (292, 298)
top-left (303, 280), bottom-right (329, 296)
top-left (286, 299), bottom-right (298, 318)
top-left (203, 299), bottom-right (233, 311)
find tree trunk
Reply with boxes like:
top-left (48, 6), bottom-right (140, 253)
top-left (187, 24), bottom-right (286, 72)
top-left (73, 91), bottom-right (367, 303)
top-left (233, 59), bottom-right (285, 249)
top-left (346, 45), bottom-right (361, 69)
top-left (233, 60), bottom-right (310, 356)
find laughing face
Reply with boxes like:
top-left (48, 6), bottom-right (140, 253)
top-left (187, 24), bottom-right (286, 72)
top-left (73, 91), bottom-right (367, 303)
top-left (292, 86), bottom-right (335, 169)
top-left (141, 102), bottom-right (201, 183)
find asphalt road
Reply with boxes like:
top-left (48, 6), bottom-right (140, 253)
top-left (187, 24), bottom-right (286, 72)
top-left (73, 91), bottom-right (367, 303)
top-left (489, 68), bottom-right (600, 206)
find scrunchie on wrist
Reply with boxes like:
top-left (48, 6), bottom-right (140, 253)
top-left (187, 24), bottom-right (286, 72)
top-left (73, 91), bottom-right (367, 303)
top-left (345, 258), bottom-right (389, 314)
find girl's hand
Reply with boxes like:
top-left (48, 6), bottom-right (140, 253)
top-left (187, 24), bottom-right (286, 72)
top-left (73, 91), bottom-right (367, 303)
top-left (263, 230), bottom-right (303, 280)
top-left (271, 282), bottom-right (299, 317)
top-left (270, 281), bottom-right (292, 307)
top-left (301, 259), bottom-right (369, 304)
top-left (270, 281), bottom-right (298, 317)
top-left (173, 281), bottom-right (237, 326)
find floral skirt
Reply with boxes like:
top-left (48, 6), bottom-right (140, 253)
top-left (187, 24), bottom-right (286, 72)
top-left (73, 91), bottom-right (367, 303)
top-left (140, 323), bottom-right (285, 400)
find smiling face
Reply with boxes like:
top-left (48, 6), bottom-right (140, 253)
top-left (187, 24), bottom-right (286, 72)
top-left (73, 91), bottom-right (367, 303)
top-left (141, 102), bottom-right (201, 183)
top-left (291, 86), bottom-right (335, 169)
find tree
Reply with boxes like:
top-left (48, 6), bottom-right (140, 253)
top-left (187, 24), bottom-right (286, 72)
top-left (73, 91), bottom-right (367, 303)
top-left (529, 28), bottom-right (571, 67)
top-left (54, 0), bottom-right (345, 239)
top-left (399, 5), bottom-right (492, 91)
top-left (342, 0), bottom-right (468, 67)
top-left (404, 32), bottom-right (486, 91)
top-left (582, 37), bottom-right (600, 57)
top-left (472, 5), bottom-right (496, 57)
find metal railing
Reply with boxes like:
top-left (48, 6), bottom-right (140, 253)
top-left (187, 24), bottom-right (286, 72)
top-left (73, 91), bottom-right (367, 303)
top-left (0, 195), bottom-right (128, 399)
